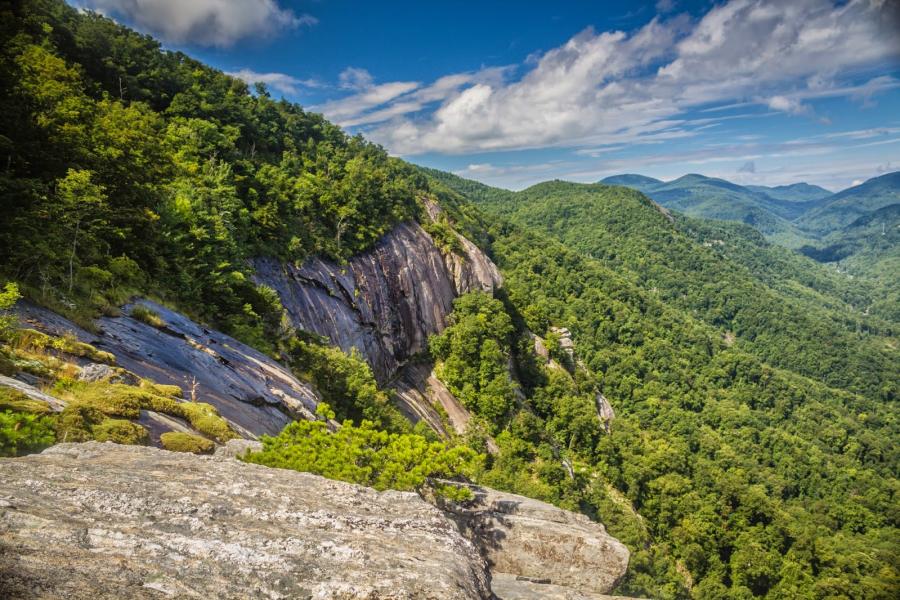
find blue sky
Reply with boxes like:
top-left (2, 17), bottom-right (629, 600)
top-left (74, 1), bottom-right (900, 191)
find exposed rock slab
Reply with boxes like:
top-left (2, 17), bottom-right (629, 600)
top-left (253, 221), bottom-right (501, 384)
top-left (491, 573), bottom-right (638, 600)
top-left (444, 484), bottom-right (630, 596)
top-left (16, 301), bottom-right (320, 437)
top-left (0, 442), bottom-right (492, 600)
top-left (0, 375), bottom-right (65, 412)
top-left (392, 361), bottom-right (474, 436)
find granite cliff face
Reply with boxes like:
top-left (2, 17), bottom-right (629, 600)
top-left (0, 443), bottom-right (630, 600)
top-left (253, 221), bottom-right (502, 384)
top-left (16, 301), bottom-right (321, 438)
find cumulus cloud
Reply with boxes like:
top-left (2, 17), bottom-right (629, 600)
top-left (316, 0), bottom-right (900, 156)
top-left (766, 95), bottom-right (810, 115)
top-left (314, 66), bottom-right (510, 128)
top-left (226, 69), bottom-right (321, 96)
top-left (81, 0), bottom-right (315, 47)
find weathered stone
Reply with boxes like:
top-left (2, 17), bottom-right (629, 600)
top-left (77, 362), bottom-right (116, 383)
top-left (0, 443), bottom-right (492, 600)
top-left (443, 484), bottom-right (630, 596)
top-left (213, 438), bottom-right (263, 459)
top-left (253, 221), bottom-right (501, 384)
top-left (491, 573), bottom-right (640, 600)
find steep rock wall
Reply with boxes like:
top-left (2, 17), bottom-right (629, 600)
top-left (253, 221), bottom-right (501, 384)
top-left (16, 301), bottom-right (320, 437)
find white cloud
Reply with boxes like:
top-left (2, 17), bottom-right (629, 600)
top-left (314, 66), bottom-right (510, 128)
top-left (316, 0), bottom-right (899, 156)
top-left (226, 69), bottom-right (321, 96)
top-left (766, 95), bottom-right (810, 115)
top-left (80, 0), bottom-right (315, 47)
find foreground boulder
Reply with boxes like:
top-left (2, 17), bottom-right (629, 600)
top-left (0, 443), bottom-right (490, 599)
top-left (0, 443), bottom-right (631, 599)
top-left (444, 484), bottom-right (630, 596)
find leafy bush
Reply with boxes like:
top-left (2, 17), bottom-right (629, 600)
top-left (91, 418), bottom-right (148, 445)
top-left (429, 292), bottom-right (517, 427)
top-left (245, 406), bottom-right (481, 499)
top-left (0, 282), bottom-right (20, 341)
top-left (160, 431), bottom-right (215, 454)
top-left (286, 338), bottom-right (409, 432)
top-left (0, 410), bottom-right (56, 457)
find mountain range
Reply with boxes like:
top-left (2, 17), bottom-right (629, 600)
top-left (601, 171), bottom-right (900, 248)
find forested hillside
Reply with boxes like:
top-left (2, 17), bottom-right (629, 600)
top-left (427, 173), bottom-right (899, 599)
top-left (1, 2), bottom-right (898, 600)
top-left (797, 171), bottom-right (900, 235)
top-left (0, 0), bottom-right (427, 348)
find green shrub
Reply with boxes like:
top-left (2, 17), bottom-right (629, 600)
top-left (160, 431), bottom-right (215, 454)
top-left (0, 282), bottom-right (20, 341)
top-left (286, 338), bottom-right (409, 432)
top-left (0, 410), bottom-right (56, 456)
top-left (245, 407), bottom-right (481, 498)
top-left (130, 304), bottom-right (165, 328)
top-left (92, 418), bottom-right (149, 445)
top-left (55, 403), bottom-right (105, 442)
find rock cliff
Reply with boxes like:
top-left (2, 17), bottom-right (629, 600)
top-left (252, 221), bottom-right (501, 384)
top-left (16, 301), bottom-right (321, 437)
top-left (0, 443), bottom-right (631, 600)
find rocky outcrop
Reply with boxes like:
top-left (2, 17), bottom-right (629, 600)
top-left (16, 301), bottom-right (320, 437)
top-left (0, 443), bottom-right (632, 599)
top-left (444, 484), bottom-right (630, 596)
top-left (253, 221), bottom-right (501, 384)
top-left (491, 574), bottom-right (637, 600)
top-left (0, 443), bottom-right (491, 600)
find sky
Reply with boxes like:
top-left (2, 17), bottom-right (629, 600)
top-left (72, 0), bottom-right (900, 192)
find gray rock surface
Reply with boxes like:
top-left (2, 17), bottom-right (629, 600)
top-left (0, 375), bottom-right (65, 412)
top-left (491, 573), bottom-right (639, 600)
top-left (16, 301), bottom-right (321, 437)
top-left (0, 443), bottom-right (492, 600)
top-left (253, 221), bottom-right (501, 384)
top-left (444, 484), bottom-right (630, 596)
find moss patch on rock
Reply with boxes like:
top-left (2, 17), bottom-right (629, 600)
top-left (160, 431), bottom-right (215, 454)
top-left (92, 419), bottom-right (149, 445)
top-left (0, 386), bottom-right (53, 415)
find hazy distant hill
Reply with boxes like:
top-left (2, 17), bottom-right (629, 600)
top-left (796, 171), bottom-right (900, 235)
top-left (601, 173), bottom-right (815, 246)
top-left (746, 182), bottom-right (832, 203)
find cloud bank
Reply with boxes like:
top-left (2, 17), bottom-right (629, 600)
top-left (316, 0), bottom-right (899, 156)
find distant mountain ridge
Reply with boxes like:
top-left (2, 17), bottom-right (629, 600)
top-left (600, 170), bottom-right (900, 246)
top-left (600, 172), bottom-right (817, 246)
top-left (746, 182), bottom-right (832, 203)
top-left (795, 171), bottom-right (900, 235)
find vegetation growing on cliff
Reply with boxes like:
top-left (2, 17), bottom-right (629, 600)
top-left (0, 0), bottom-right (427, 342)
top-left (245, 404), bottom-right (480, 500)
